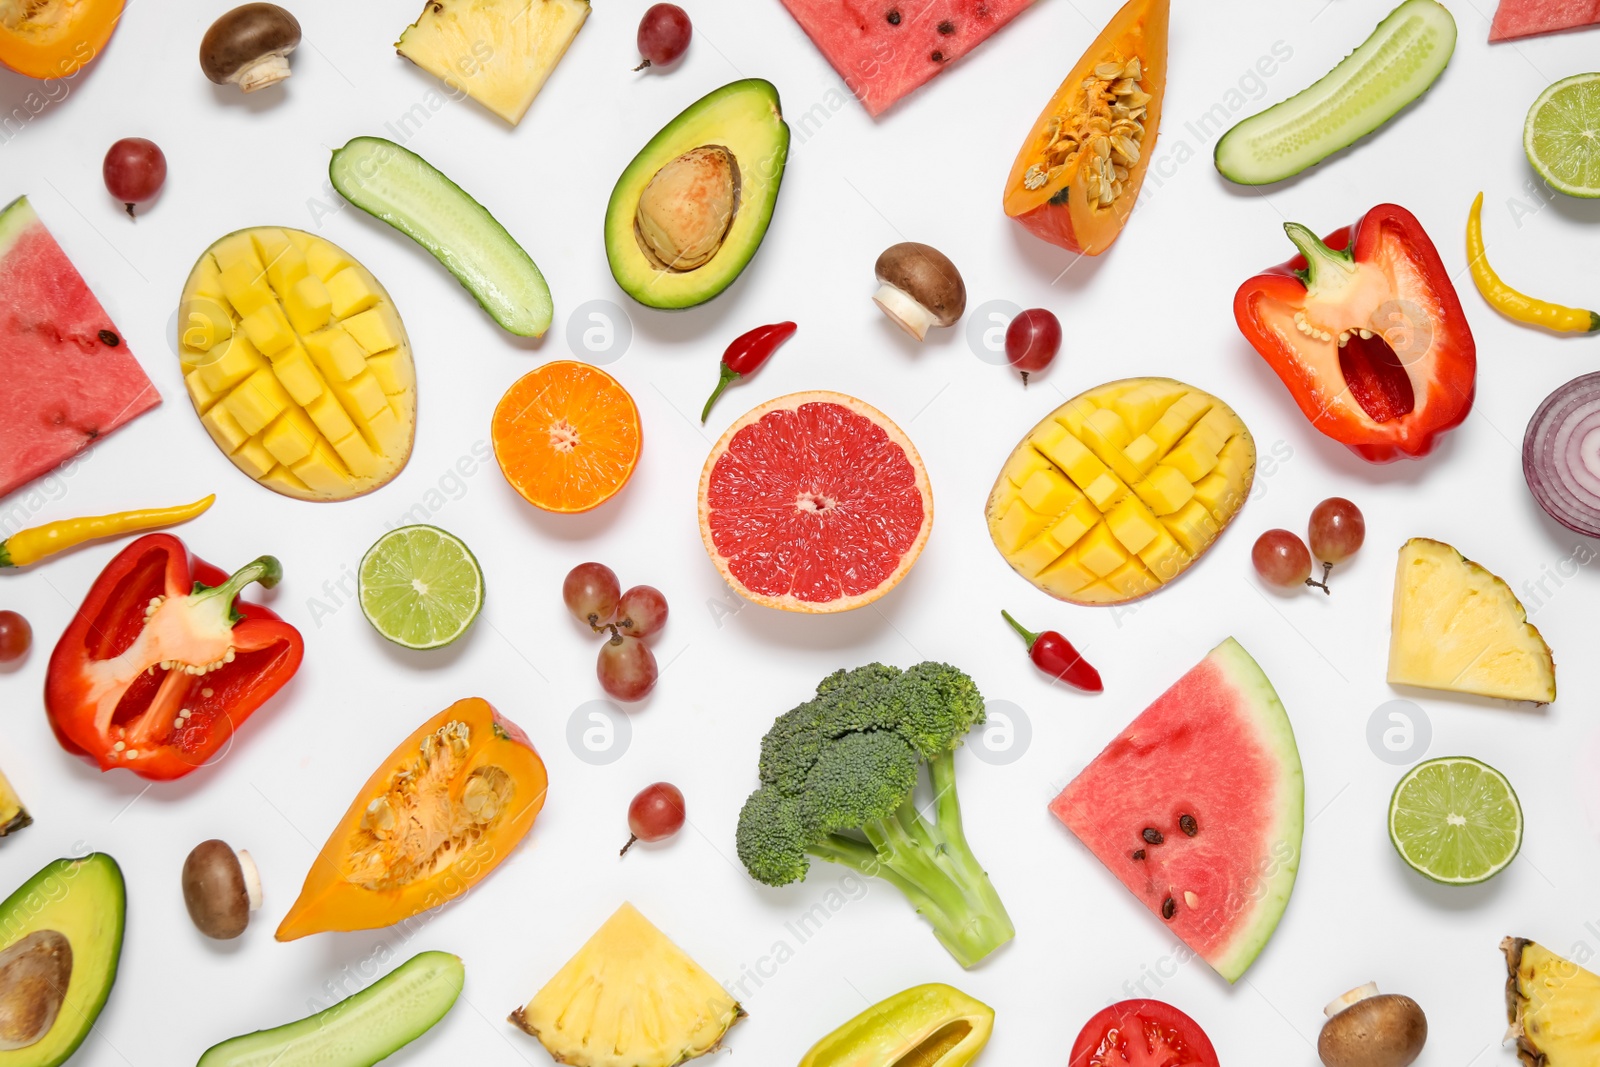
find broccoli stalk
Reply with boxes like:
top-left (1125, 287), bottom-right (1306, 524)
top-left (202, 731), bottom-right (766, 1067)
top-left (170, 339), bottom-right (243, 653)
top-left (735, 663), bottom-right (1015, 968)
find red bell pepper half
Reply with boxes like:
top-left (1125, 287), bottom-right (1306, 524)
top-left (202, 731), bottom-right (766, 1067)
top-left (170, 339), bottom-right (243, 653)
top-left (45, 533), bottom-right (303, 780)
top-left (1234, 203), bottom-right (1476, 463)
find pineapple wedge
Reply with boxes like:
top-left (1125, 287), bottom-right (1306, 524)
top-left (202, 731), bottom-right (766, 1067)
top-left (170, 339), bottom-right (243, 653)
top-left (1387, 538), bottom-right (1556, 703)
top-left (1504, 937), bottom-right (1600, 1065)
top-left (397, 0), bottom-right (590, 125)
top-left (509, 903), bottom-right (744, 1067)
top-left (0, 764), bottom-right (30, 838)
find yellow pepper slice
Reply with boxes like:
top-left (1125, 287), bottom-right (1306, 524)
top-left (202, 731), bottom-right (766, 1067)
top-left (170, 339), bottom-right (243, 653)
top-left (798, 984), bottom-right (994, 1067)
top-left (0, 495), bottom-right (215, 567)
top-left (1467, 192), bottom-right (1598, 334)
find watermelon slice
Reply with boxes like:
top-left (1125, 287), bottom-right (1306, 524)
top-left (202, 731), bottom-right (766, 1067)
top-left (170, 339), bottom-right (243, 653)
top-left (1490, 0), bottom-right (1600, 40)
top-left (1049, 637), bottom-right (1303, 983)
top-left (0, 197), bottom-right (159, 500)
top-left (779, 0), bottom-right (1038, 117)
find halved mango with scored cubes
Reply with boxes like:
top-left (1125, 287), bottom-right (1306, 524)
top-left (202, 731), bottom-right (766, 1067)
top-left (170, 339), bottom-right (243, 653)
top-left (177, 228), bottom-right (416, 501)
top-left (986, 377), bottom-right (1255, 605)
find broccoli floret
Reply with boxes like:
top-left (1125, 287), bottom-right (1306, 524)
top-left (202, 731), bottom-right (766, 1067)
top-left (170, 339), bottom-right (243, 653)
top-left (734, 662), bottom-right (1014, 968)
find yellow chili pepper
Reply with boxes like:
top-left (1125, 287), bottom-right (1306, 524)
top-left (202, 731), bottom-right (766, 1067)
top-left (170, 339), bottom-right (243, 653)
top-left (1467, 192), bottom-right (1598, 334)
top-left (0, 495), bottom-right (215, 568)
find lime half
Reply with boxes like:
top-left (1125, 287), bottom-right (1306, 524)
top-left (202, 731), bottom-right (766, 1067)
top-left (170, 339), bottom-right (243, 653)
top-left (1389, 756), bottom-right (1522, 885)
top-left (358, 525), bottom-right (484, 650)
top-left (1525, 72), bottom-right (1600, 198)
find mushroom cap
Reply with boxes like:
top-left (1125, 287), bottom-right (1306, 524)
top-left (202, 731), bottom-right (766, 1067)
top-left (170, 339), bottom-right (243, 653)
top-left (182, 839), bottom-right (253, 939)
top-left (1318, 993), bottom-right (1427, 1067)
top-left (874, 242), bottom-right (966, 326)
top-left (200, 4), bottom-right (302, 84)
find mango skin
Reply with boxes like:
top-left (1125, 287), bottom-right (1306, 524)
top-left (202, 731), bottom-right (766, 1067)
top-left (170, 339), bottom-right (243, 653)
top-left (798, 984), bottom-right (994, 1067)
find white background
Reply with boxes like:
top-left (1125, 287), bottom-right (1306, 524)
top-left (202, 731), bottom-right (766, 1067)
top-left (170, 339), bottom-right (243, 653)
top-left (2, 0), bottom-right (1599, 1063)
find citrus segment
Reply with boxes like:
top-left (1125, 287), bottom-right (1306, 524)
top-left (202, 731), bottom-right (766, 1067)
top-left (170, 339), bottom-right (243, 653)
top-left (492, 361), bottom-right (642, 513)
top-left (698, 392), bottom-right (932, 613)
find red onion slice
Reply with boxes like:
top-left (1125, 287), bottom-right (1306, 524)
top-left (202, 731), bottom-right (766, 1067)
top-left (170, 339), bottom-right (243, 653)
top-left (1524, 372), bottom-right (1600, 537)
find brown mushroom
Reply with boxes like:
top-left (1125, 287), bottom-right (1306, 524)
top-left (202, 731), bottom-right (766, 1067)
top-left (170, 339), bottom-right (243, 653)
top-left (200, 4), bottom-right (302, 93)
top-left (181, 839), bottom-right (262, 939)
top-left (872, 242), bottom-right (966, 341)
top-left (1318, 982), bottom-right (1427, 1067)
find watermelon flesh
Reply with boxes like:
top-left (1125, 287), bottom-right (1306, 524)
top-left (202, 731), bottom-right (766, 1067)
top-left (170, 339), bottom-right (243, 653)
top-left (1050, 637), bottom-right (1303, 983)
top-left (0, 197), bottom-right (159, 500)
top-left (779, 0), bottom-right (1037, 117)
top-left (1491, 0), bottom-right (1600, 40)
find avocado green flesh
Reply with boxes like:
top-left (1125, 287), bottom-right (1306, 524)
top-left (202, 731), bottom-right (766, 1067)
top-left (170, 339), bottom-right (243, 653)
top-left (0, 854), bottom-right (125, 1067)
top-left (1214, 0), bottom-right (1456, 185)
top-left (606, 79), bottom-right (790, 309)
top-left (329, 137), bottom-right (552, 337)
top-left (197, 951), bottom-right (463, 1067)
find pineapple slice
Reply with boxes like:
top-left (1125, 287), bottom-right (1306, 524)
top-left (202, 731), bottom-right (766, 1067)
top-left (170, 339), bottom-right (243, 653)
top-left (1387, 538), bottom-right (1556, 703)
top-left (396, 0), bottom-right (591, 126)
top-left (510, 903), bottom-right (744, 1067)
top-left (985, 377), bottom-right (1254, 605)
top-left (1504, 938), bottom-right (1600, 1065)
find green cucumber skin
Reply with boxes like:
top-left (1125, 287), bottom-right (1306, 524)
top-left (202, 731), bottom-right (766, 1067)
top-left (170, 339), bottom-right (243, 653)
top-left (196, 951), bottom-right (464, 1067)
top-left (1214, 0), bottom-right (1457, 185)
top-left (330, 138), bottom-right (553, 337)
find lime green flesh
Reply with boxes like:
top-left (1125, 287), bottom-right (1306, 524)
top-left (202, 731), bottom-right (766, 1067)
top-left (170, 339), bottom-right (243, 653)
top-left (1525, 73), bottom-right (1600, 198)
top-left (359, 525), bottom-right (484, 650)
top-left (198, 951), bottom-right (464, 1066)
top-left (0, 854), bottom-right (125, 1067)
top-left (1215, 0), bottom-right (1456, 184)
top-left (605, 79), bottom-right (790, 309)
top-left (329, 137), bottom-right (552, 336)
top-left (1389, 757), bottom-right (1522, 885)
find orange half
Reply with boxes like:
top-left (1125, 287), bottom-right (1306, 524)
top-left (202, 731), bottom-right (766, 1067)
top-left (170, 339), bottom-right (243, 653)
top-left (492, 360), bottom-right (642, 513)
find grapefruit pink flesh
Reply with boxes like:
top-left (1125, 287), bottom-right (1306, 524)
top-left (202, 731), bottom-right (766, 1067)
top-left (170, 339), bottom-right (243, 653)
top-left (1049, 637), bottom-right (1303, 982)
top-left (700, 393), bottom-right (931, 612)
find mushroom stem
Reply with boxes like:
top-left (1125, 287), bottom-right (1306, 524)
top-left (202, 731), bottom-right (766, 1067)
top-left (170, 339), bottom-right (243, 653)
top-left (873, 283), bottom-right (939, 341)
top-left (1325, 982), bottom-right (1382, 1018)
top-left (238, 849), bottom-right (263, 912)
top-left (235, 53), bottom-right (293, 92)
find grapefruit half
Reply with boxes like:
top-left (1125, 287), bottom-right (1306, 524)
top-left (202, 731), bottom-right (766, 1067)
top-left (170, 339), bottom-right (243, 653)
top-left (698, 391), bottom-right (933, 613)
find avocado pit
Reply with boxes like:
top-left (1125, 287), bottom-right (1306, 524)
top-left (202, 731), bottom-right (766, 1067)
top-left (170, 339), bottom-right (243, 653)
top-left (0, 929), bottom-right (72, 1051)
top-left (635, 145), bottom-right (740, 272)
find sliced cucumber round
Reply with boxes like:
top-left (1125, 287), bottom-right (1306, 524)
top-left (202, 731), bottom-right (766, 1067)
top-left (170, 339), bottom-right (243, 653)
top-left (1215, 0), bottom-right (1456, 185)
top-left (197, 951), bottom-right (464, 1066)
top-left (330, 137), bottom-right (552, 337)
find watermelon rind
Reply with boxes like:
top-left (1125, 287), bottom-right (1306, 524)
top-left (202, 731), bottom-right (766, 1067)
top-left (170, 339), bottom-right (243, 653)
top-left (0, 196), bottom-right (39, 254)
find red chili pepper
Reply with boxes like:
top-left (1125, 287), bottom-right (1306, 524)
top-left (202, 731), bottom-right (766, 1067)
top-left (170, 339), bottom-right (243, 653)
top-left (1001, 610), bottom-right (1102, 693)
top-left (701, 321), bottom-right (797, 422)
top-left (1234, 203), bottom-right (1476, 463)
top-left (45, 533), bottom-right (304, 780)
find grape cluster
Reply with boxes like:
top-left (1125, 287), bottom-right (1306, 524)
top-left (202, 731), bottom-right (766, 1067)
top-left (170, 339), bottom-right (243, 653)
top-left (1252, 498), bottom-right (1366, 593)
top-left (563, 563), bottom-right (669, 701)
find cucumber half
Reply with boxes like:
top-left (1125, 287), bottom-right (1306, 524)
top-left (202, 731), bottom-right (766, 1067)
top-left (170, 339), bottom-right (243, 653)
top-left (1214, 0), bottom-right (1456, 185)
top-left (330, 137), bottom-right (552, 337)
top-left (197, 951), bottom-right (464, 1066)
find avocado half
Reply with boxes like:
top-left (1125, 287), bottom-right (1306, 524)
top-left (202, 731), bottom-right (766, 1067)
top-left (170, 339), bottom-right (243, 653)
top-left (605, 79), bottom-right (790, 309)
top-left (0, 854), bottom-right (125, 1065)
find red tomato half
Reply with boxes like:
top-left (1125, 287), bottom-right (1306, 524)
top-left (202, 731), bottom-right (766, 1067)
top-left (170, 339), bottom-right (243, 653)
top-left (1069, 999), bottom-right (1219, 1067)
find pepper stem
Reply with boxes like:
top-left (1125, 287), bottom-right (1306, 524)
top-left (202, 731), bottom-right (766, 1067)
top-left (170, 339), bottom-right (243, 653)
top-left (1000, 610), bottom-right (1039, 650)
top-left (1283, 221), bottom-right (1356, 293)
top-left (194, 556), bottom-right (282, 623)
top-left (700, 365), bottom-right (741, 423)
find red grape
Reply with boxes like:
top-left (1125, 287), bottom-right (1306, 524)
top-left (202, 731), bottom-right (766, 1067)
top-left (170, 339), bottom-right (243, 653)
top-left (0, 611), bottom-right (30, 664)
top-left (597, 634), bottom-right (658, 701)
top-left (564, 562), bottom-right (620, 630)
top-left (620, 782), bottom-right (686, 855)
top-left (616, 585), bottom-right (668, 638)
top-left (103, 138), bottom-right (166, 218)
top-left (1309, 497), bottom-right (1365, 564)
top-left (1253, 529), bottom-right (1322, 592)
top-left (1004, 308), bottom-right (1061, 385)
top-left (635, 4), bottom-right (691, 69)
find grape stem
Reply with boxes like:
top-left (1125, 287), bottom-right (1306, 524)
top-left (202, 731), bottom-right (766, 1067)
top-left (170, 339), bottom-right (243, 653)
top-left (632, 59), bottom-right (652, 71)
top-left (619, 834), bottom-right (639, 857)
top-left (1305, 562), bottom-right (1332, 594)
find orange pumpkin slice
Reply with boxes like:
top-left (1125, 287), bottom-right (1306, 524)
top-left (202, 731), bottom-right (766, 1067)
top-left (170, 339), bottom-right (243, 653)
top-left (276, 698), bottom-right (547, 941)
top-left (1003, 0), bottom-right (1169, 256)
top-left (0, 0), bottom-right (125, 79)
top-left (492, 360), bottom-right (642, 513)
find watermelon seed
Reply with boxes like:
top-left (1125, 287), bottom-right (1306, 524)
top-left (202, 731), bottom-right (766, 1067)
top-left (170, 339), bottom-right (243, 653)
top-left (98, 330), bottom-right (120, 347)
top-left (1131, 849), bottom-right (1145, 861)
top-left (937, 20), bottom-right (955, 33)
top-left (931, 50), bottom-right (946, 62)
top-left (886, 9), bottom-right (901, 24)
top-left (1179, 814), bottom-right (1198, 836)
top-left (1142, 827), bottom-right (1164, 845)
top-left (1161, 897), bottom-right (1176, 920)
